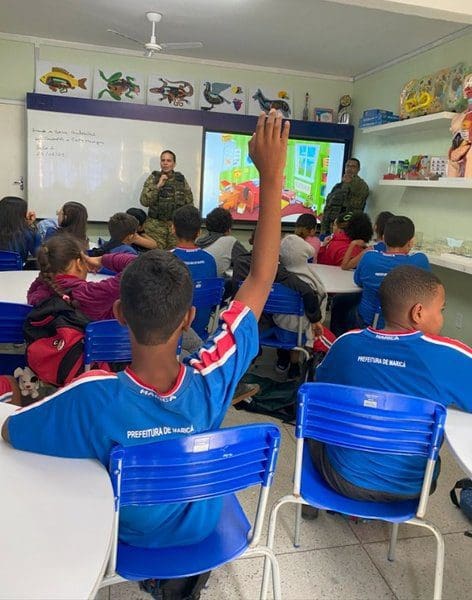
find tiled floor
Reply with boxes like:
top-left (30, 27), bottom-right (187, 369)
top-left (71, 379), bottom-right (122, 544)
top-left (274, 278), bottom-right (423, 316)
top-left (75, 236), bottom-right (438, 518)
top-left (96, 402), bottom-right (472, 600)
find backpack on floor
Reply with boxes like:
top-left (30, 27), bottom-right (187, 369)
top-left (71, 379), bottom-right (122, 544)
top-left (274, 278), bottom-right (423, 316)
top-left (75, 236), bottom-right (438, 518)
top-left (23, 294), bottom-right (90, 387)
top-left (450, 478), bottom-right (472, 527)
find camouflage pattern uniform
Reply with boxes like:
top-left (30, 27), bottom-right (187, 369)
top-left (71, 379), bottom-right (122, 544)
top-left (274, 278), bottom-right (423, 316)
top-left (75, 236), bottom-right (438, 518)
top-left (140, 170), bottom-right (193, 249)
top-left (320, 175), bottom-right (369, 234)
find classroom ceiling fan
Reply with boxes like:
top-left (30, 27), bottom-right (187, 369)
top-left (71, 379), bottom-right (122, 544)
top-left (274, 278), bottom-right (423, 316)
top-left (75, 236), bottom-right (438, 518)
top-left (107, 12), bottom-right (203, 57)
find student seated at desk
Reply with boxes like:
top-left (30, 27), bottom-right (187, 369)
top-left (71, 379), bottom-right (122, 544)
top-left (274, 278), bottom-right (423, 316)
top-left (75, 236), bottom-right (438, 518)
top-left (0, 196), bottom-right (40, 266)
top-left (171, 205), bottom-right (217, 280)
top-left (28, 234), bottom-right (136, 321)
top-left (372, 210), bottom-right (395, 252)
top-left (125, 208), bottom-right (158, 252)
top-left (317, 211), bottom-right (373, 268)
top-left (44, 201), bottom-right (89, 249)
top-left (196, 207), bottom-right (247, 276)
top-left (293, 213), bottom-right (321, 261)
top-left (1, 110), bottom-right (289, 599)
top-left (303, 265), bottom-right (472, 510)
top-left (89, 212), bottom-right (140, 257)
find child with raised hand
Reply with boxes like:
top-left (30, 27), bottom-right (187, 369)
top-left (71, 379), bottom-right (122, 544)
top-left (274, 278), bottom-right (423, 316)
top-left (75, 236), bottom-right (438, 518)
top-left (1, 111), bottom-right (289, 598)
top-left (28, 233), bottom-right (136, 321)
top-left (0, 196), bottom-right (40, 265)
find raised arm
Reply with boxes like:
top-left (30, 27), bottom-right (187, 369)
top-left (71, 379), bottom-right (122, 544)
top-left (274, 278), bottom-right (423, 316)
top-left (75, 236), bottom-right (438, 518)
top-left (235, 110), bottom-right (289, 319)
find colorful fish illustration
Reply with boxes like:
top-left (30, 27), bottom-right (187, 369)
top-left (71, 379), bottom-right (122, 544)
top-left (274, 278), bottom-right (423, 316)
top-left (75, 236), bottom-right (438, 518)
top-left (39, 67), bottom-right (87, 93)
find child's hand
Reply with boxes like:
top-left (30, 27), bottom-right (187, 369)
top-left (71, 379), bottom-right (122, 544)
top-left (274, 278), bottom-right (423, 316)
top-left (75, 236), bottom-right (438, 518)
top-left (311, 321), bottom-right (324, 338)
top-left (26, 211), bottom-right (36, 224)
top-left (81, 252), bottom-right (102, 273)
top-left (248, 109), bottom-right (290, 181)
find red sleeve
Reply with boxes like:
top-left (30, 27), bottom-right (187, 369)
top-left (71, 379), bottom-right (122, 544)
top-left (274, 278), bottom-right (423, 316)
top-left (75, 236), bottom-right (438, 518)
top-left (101, 253), bottom-right (137, 273)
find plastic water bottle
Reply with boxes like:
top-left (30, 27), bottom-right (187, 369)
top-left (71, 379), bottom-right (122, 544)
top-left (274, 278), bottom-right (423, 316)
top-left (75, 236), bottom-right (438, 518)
top-left (388, 161), bottom-right (397, 175)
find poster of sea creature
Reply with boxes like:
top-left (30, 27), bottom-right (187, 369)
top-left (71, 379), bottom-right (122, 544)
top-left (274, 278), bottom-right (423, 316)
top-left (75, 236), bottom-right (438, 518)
top-left (147, 75), bottom-right (196, 109)
top-left (35, 61), bottom-right (91, 98)
top-left (248, 87), bottom-right (292, 119)
top-left (93, 69), bottom-right (144, 103)
top-left (199, 81), bottom-right (246, 114)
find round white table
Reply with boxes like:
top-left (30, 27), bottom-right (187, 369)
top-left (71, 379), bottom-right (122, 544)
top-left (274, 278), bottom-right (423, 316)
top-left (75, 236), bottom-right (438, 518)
top-left (0, 403), bottom-right (115, 599)
top-left (309, 264), bottom-right (361, 294)
top-left (0, 270), bottom-right (109, 305)
top-left (445, 408), bottom-right (472, 478)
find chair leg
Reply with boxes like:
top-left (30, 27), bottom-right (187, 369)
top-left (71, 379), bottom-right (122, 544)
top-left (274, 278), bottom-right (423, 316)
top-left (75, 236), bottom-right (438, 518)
top-left (388, 522), bottom-right (399, 561)
top-left (294, 503), bottom-right (302, 548)
top-left (261, 495), bottom-right (297, 600)
top-left (247, 546), bottom-right (282, 600)
top-left (406, 518), bottom-right (445, 600)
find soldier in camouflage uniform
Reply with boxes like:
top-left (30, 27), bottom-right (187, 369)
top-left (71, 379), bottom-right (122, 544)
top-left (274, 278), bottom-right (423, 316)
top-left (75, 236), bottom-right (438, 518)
top-left (140, 150), bottom-right (194, 249)
top-left (320, 158), bottom-right (369, 235)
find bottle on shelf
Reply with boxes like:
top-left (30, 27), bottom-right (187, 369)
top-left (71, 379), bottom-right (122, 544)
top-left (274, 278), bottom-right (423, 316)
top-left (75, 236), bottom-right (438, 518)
top-left (388, 160), bottom-right (397, 175)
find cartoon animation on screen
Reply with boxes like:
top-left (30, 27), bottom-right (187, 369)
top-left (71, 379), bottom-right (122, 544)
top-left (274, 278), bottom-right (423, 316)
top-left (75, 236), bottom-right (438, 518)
top-left (149, 78), bottom-right (194, 106)
top-left (97, 71), bottom-right (140, 101)
top-left (39, 67), bottom-right (87, 93)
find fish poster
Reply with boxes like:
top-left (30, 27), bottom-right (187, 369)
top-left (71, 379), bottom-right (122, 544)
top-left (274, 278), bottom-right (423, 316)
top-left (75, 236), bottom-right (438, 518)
top-left (248, 86), bottom-right (293, 119)
top-left (199, 81), bottom-right (246, 114)
top-left (93, 69), bottom-right (145, 104)
top-left (147, 75), bottom-right (196, 110)
top-left (35, 61), bottom-right (91, 98)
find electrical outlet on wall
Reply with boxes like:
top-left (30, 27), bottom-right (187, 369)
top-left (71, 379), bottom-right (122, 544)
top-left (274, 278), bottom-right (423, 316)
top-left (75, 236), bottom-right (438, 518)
top-left (455, 312), bottom-right (463, 329)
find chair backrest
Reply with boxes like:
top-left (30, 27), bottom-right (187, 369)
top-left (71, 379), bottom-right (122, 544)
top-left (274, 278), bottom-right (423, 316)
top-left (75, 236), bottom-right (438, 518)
top-left (109, 423), bottom-right (281, 506)
top-left (263, 283), bottom-right (305, 317)
top-left (0, 302), bottom-right (31, 343)
top-left (191, 277), bottom-right (225, 339)
top-left (0, 251), bottom-right (22, 271)
top-left (297, 382), bottom-right (446, 458)
top-left (84, 319), bottom-right (132, 368)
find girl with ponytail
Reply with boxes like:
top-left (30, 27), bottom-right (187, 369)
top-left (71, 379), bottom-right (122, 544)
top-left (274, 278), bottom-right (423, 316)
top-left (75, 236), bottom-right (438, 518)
top-left (28, 234), bottom-right (136, 321)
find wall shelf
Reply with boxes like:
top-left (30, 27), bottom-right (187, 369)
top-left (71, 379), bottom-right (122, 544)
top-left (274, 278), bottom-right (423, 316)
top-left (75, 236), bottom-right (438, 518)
top-left (378, 178), bottom-right (472, 189)
top-left (429, 253), bottom-right (472, 275)
top-left (361, 111), bottom-right (456, 136)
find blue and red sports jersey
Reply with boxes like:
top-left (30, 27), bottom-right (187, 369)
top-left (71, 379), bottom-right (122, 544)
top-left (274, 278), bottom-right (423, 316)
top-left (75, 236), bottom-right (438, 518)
top-left (7, 301), bottom-right (258, 548)
top-left (316, 327), bottom-right (472, 496)
top-left (354, 250), bottom-right (430, 327)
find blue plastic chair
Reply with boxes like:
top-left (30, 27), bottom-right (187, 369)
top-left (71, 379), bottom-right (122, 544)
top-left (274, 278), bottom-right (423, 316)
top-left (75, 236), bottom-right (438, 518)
top-left (191, 277), bottom-right (225, 340)
top-left (262, 382), bottom-right (447, 600)
top-left (98, 424), bottom-right (282, 599)
top-left (259, 283), bottom-right (310, 361)
top-left (0, 251), bottom-right (22, 271)
top-left (84, 319), bottom-right (131, 370)
top-left (0, 302), bottom-right (31, 373)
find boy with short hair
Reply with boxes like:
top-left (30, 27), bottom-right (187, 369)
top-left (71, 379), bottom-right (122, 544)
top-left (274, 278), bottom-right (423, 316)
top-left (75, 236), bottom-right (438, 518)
top-left (171, 205), bottom-right (217, 280)
top-left (89, 212), bottom-right (139, 256)
top-left (126, 207), bottom-right (158, 252)
top-left (294, 213), bottom-right (320, 258)
top-left (1, 111), bottom-right (289, 572)
top-left (308, 265), bottom-right (472, 504)
top-left (354, 215), bottom-right (430, 328)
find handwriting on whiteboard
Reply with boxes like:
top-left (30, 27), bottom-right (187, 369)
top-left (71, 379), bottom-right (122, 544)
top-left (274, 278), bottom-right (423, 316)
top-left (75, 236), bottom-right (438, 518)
top-left (32, 127), bottom-right (105, 159)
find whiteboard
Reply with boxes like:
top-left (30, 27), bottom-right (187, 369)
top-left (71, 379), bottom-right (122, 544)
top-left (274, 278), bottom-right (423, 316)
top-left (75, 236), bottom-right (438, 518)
top-left (27, 109), bottom-right (203, 221)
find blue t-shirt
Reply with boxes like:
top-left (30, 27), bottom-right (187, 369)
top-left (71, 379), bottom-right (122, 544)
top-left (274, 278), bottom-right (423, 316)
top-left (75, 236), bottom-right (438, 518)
top-left (373, 241), bottom-right (386, 252)
top-left (171, 247), bottom-right (217, 280)
top-left (7, 228), bottom-right (41, 264)
top-left (172, 247), bottom-right (218, 338)
top-left (354, 251), bottom-right (430, 327)
top-left (316, 328), bottom-right (472, 496)
top-left (7, 301), bottom-right (258, 548)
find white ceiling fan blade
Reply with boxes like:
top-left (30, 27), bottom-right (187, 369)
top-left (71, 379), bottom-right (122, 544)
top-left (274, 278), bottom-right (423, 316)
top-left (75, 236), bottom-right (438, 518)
top-left (159, 42), bottom-right (203, 50)
top-left (107, 29), bottom-right (145, 46)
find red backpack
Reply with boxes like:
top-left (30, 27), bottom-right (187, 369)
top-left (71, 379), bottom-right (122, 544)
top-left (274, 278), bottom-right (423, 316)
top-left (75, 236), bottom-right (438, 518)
top-left (23, 295), bottom-right (90, 387)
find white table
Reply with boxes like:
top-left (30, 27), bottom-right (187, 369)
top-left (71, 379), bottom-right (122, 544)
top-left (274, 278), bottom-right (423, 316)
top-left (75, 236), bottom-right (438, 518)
top-left (0, 270), bottom-right (109, 305)
top-left (309, 264), bottom-right (361, 294)
top-left (0, 403), bottom-right (115, 599)
top-left (445, 408), bottom-right (472, 477)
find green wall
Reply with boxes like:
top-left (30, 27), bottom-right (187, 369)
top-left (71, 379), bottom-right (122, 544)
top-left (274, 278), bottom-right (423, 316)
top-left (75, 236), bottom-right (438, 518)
top-left (353, 31), bottom-right (472, 343)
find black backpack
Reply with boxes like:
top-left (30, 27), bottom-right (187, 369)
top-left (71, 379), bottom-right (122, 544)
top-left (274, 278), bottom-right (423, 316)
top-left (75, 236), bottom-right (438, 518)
top-left (23, 295), bottom-right (90, 387)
